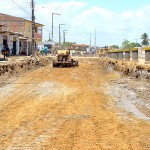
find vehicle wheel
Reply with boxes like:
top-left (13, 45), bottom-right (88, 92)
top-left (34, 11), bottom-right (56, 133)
top-left (53, 62), bottom-right (57, 67)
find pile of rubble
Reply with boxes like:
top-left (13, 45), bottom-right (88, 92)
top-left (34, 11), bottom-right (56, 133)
top-left (0, 56), bottom-right (52, 82)
top-left (99, 58), bottom-right (150, 79)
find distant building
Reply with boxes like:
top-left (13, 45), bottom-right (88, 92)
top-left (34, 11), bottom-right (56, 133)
top-left (68, 44), bottom-right (89, 56)
top-left (0, 13), bottom-right (44, 55)
top-left (96, 47), bottom-right (109, 57)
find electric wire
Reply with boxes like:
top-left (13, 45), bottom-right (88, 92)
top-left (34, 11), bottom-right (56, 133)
top-left (43, 0), bottom-right (54, 12)
top-left (46, 0), bottom-right (56, 10)
top-left (10, 0), bottom-right (51, 35)
top-left (11, 0), bottom-right (31, 16)
top-left (9, 0), bottom-right (62, 41)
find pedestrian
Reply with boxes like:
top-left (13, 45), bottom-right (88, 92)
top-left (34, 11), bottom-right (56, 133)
top-left (40, 48), bottom-right (44, 56)
top-left (2, 45), bottom-right (6, 59)
top-left (44, 47), bottom-right (48, 56)
top-left (26, 49), bottom-right (28, 56)
top-left (6, 44), bottom-right (10, 57)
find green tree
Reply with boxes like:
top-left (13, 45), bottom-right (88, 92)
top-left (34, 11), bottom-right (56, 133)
top-left (130, 42), bottom-right (141, 48)
top-left (121, 40), bottom-right (130, 50)
top-left (111, 45), bottom-right (119, 49)
top-left (141, 33), bottom-right (149, 46)
top-left (121, 39), bottom-right (141, 50)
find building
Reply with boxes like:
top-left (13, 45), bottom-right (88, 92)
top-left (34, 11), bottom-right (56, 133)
top-left (0, 13), bottom-right (44, 55)
top-left (68, 44), bottom-right (89, 56)
top-left (96, 47), bottom-right (109, 57)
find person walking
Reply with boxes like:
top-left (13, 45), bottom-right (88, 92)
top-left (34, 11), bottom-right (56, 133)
top-left (2, 45), bottom-right (6, 59)
top-left (6, 44), bottom-right (10, 57)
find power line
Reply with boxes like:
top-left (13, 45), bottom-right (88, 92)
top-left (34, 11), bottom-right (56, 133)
top-left (10, 0), bottom-right (57, 40)
top-left (46, 0), bottom-right (57, 10)
top-left (11, 0), bottom-right (31, 16)
top-left (43, 27), bottom-right (51, 33)
top-left (43, 0), bottom-right (53, 11)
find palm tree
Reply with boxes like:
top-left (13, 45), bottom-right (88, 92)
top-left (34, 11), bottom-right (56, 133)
top-left (141, 33), bottom-right (149, 46)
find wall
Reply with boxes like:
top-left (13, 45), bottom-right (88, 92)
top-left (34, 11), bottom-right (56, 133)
top-left (0, 13), bottom-right (25, 34)
top-left (24, 20), bottom-right (32, 41)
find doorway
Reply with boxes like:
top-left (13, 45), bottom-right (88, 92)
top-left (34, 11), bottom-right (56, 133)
top-left (13, 41), bottom-right (16, 55)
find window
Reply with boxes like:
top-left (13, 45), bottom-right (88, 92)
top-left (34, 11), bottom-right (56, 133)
top-left (38, 27), bottom-right (42, 34)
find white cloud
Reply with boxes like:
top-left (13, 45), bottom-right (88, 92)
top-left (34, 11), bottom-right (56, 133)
top-left (0, 1), bottom-right (150, 46)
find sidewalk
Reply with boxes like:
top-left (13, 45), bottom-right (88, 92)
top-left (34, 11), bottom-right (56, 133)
top-left (0, 54), bottom-right (52, 64)
top-left (0, 54), bottom-right (30, 65)
top-left (0, 54), bottom-right (52, 84)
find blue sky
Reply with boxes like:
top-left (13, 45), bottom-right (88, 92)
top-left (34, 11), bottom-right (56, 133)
top-left (87, 0), bottom-right (150, 12)
top-left (46, 0), bottom-right (150, 12)
top-left (1, 0), bottom-right (150, 47)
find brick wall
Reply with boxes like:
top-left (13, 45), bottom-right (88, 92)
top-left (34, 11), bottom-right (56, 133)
top-left (0, 13), bottom-right (25, 34)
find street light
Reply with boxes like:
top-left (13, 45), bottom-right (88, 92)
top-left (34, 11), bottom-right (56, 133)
top-left (63, 30), bottom-right (68, 49)
top-left (52, 13), bottom-right (61, 42)
top-left (59, 24), bottom-right (65, 48)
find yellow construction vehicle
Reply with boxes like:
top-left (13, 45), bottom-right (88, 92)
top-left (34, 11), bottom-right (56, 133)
top-left (52, 49), bottom-right (79, 67)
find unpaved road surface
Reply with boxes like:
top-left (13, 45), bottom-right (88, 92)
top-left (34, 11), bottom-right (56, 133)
top-left (0, 60), bottom-right (150, 150)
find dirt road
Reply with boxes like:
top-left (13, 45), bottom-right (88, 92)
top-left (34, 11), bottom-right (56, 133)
top-left (0, 60), bottom-right (150, 150)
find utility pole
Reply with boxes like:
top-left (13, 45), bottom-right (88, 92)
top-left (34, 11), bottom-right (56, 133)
top-left (52, 13), bottom-right (54, 41)
top-left (31, 0), bottom-right (35, 56)
top-left (94, 28), bottom-right (96, 50)
top-left (59, 24), bottom-right (65, 48)
top-left (49, 33), bottom-right (51, 41)
top-left (63, 30), bottom-right (68, 49)
top-left (135, 39), bottom-right (137, 47)
top-left (90, 32), bottom-right (91, 50)
top-left (52, 13), bottom-right (60, 42)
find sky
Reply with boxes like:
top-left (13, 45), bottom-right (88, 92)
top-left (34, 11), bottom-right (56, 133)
top-left (0, 0), bottom-right (150, 47)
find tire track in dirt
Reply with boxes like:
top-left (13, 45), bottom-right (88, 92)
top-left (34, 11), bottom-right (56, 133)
top-left (0, 67), bottom-right (55, 149)
top-left (0, 60), bottom-right (150, 150)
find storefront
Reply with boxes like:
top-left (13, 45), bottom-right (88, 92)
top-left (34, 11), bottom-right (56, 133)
top-left (0, 31), bottom-right (24, 55)
top-left (19, 37), bottom-right (28, 55)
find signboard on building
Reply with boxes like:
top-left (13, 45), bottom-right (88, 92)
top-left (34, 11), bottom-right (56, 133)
top-left (35, 33), bottom-right (42, 41)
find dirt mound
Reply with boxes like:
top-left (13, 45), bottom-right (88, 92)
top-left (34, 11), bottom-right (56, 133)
top-left (0, 56), bottom-right (52, 83)
top-left (99, 58), bottom-right (150, 79)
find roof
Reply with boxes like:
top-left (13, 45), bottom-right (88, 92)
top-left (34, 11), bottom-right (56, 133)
top-left (72, 44), bottom-right (89, 47)
top-left (0, 13), bottom-right (44, 27)
top-left (25, 19), bottom-right (44, 27)
top-left (144, 47), bottom-right (150, 51)
top-left (0, 13), bottom-right (25, 21)
top-left (132, 47), bottom-right (138, 51)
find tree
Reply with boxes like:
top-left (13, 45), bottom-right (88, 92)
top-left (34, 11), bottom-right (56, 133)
top-left (141, 33), bottom-right (149, 46)
top-left (121, 39), bottom-right (130, 50)
top-left (130, 42), bottom-right (141, 48)
top-left (121, 39), bottom-right (141, 50)
top-left (111, 45), bottom-right (119, 49)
